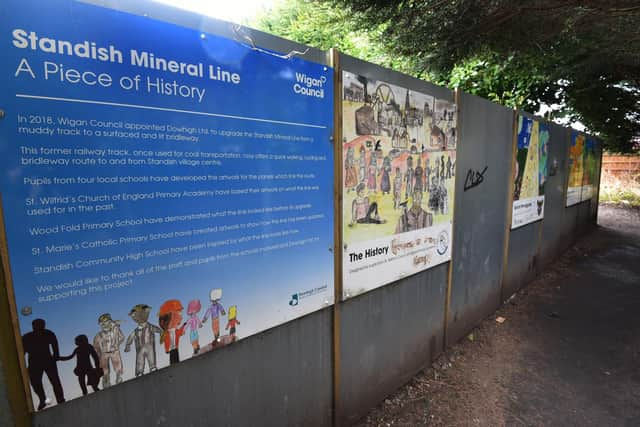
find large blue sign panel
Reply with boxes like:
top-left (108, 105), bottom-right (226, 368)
top-left (0, 0), bottom-right (333, 409)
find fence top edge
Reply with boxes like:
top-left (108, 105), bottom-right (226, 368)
top-left (79, 0), bottom-right (330, 66)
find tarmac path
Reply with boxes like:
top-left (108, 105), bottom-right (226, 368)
top-left (358, 204), bottom-right (640, 426)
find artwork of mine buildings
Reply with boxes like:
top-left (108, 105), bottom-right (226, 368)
top-left (349, 77), bottom-right (432, 151)
top-left (344, 82), bottom-right (365, 102)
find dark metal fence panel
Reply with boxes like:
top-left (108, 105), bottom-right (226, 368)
top-left (503, 222), bottom-right (541, 299)
top-left (338, 266), bottom-right (447, 425)
top-left (446, 93), bottom-right (513, 345)
top-left (539, 122), bottom-right (571, 266)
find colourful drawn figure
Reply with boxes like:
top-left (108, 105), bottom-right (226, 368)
top-left (430, 126), bottom-right (444, 149)
top-left (358, 146), bottom-right (367, 183)
top-left (538, 124), bottom-right (550, 192)
top-left (404, 156), bottom-right (414, 199)
top-left (583, 138), bottom-right (598, 186)
top-left (350, 183), bottom-right (386, 226)
top-left (93, 313), bottom-right (124, 388)
top-left (22, 318), bottom-right (65, 410)
top-left (393, 167), bottom-right (403, 209)
top-left (186, 299), bottom-right (203, 355)
top-left (429, 176), bottom-right (448, 215)
top-left (124, 304), bottom-right (162, 376)
top-left (158, 300), bottom-right (186, 365)
top-left (568, 133), bottom-right (585, 188)
top-left (344, 146), bottom-right (358, 191)
top-left (514, 116), bottom-right (533, 200)
top-left (225, 305), bottom-right (240, 339)
top-left (202, 288), bottom-right (226, 344)
top-left (59, 335), bottom-right (101, 396)
top-left (367, 153), bottom-right (377, 191)
top-left (380, 156), bottom-right (391, 194)
top-left (414, 157), bottom-right (424, 193)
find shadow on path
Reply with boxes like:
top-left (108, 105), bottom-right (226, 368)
top-left (358, 205), bottom-right (640, 426)
top-left (506, 205), bottom-right (640, 426)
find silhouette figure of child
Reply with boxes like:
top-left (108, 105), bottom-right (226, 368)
top-left (59, 334), bottom-right (101, 396)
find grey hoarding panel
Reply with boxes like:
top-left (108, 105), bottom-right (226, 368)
top-left (503, 221), bottom-right (541, 299)
top-left (446, 92), bottom-right (513, 345)
top-left (34, 308), bottom-right (333, 427)
top-left (577, 200), bottom-right (593, 233)
top-left (338, 265), bottom-right (447, 425)
top-left (539, 122), bottom-right (571, 266)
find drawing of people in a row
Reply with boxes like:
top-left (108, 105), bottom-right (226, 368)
top-left (22, 287), bottom-right (240, 410)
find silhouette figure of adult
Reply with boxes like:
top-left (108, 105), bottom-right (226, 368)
top-left (22, 319), bottom-right (65, 410)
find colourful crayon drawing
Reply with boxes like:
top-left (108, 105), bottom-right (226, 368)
top-left (512, 116), bottom-right (549, 228)
top-left (21, 290), bottom-right (242, 411)
top-left (342, 71), bottom-right (456, 295)
top-left (581, 137), bottom-right (600, 200)
top-left (568, 134), bottom-right (586, 187)
top-left (566, 131), bottom-right (592, 206)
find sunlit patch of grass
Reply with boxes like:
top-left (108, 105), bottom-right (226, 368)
top-left (599, 174), bottom-right (640, 206)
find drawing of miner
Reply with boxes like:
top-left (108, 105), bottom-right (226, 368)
top-left (367, 153), bottom-right (377, 192)
top-left (380, 156), bottom-right (392, 194)
top-left (425, 158), bottom-right (432, 190)
top-left (446, 155), bottom-right (453, 179)
top-left (429, 178), bottom-right (448, 215)
top-left (202, 289), bottom-right (226, 344)
top-left (396, 190), bottom-right (433, 233)
top-left (414, 157), bottom-right (424, 193)
top-left (358, 145), bottom-right (367, 183)
top-left (93, 313), bottom-right (125, 388)
top-left (393, 167), bottom-right (403, 209)
top-left (404, 156), bottom-right (414, 199)
top-left (124, 304), bottom-right (162, 376)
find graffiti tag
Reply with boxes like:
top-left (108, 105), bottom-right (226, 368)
top-left (463, 166), bottom-right (488, 191)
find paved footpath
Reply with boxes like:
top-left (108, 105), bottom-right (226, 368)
top-left (358, 205), bottom-right (640, 426)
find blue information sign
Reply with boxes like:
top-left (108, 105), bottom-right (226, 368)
top-left (0, 0), bottom-right (333, 409)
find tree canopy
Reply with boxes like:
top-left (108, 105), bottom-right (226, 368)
top-left (255, 0), bottom-right (640, 152)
